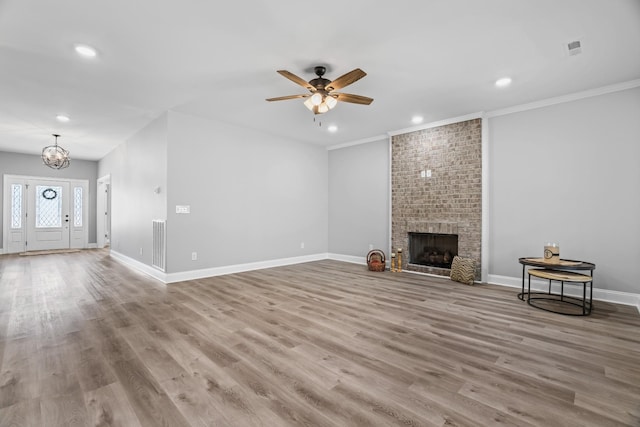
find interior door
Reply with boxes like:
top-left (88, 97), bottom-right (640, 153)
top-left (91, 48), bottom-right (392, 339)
top-left (26, 180), bottom-right (70, 251)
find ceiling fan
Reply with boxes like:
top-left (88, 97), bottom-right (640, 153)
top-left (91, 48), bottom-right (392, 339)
top-left (266, 66), bottom-right (373, 114)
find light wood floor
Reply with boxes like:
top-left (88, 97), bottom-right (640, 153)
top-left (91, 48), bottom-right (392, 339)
top-left (0, 250), bottom-right (639, 426)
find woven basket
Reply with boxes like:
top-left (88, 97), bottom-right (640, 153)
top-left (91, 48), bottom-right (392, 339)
top-left (367, 249), bottom-right (386, 272)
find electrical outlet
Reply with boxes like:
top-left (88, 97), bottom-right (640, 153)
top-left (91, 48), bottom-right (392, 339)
top-left (300, 242), bottom-right (305, 249)
top-left (369, 244), bottom-right (374, 250)
top-left (191, 252), bottom-right (197, 261)
top-left (139, 248), bottom-right (143, 255)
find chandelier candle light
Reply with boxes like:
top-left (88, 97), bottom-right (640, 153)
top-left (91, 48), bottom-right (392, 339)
top-left (42, 134), bottom-right (70, 169)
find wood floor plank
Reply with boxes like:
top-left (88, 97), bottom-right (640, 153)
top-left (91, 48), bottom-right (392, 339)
top-left (0, 338), bottom-right (40, 409)
top-left (0, 250), bottom-right (639, 426)
top-left (0, 398), bottom-right (42, 427)
top-left (84, 382), bottom-right (143, 427)
top-left (230, 333), bottom-right (379, 426)
top-left (457, 380), bottom-right (628, 427)
top-left (75, 346), bottom-right (118, 392)
top-left (109, 357), bottom-right (191, 427)
top-left (574, 391), bottom-right (640, 425)
top-left (163, 345), bottom-right (283, 427)
top-left (221, 359), bottom-right (343, 427)
top-left (40, 388), bottom-right (88, 427)
top-left (119, 326), bottom-right (188, 382)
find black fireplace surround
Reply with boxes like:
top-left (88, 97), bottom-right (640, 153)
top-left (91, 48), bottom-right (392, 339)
top-left (409, 232), bottom-right (458, 269)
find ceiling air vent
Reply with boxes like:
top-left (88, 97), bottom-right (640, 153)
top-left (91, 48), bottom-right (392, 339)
top-left (567, 40), bottom-right (582, 56)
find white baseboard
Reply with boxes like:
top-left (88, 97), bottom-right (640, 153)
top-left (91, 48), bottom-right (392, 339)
top-left (327, 253), bottom-right (367, 265)
top-left (164, 253), bottom-right (329, 283)
top-left (110, 251), bottom-right (330, 284)
top-left (110, 250), bottom-right (168, 283)
top-left (488, 274), bottom-right (640, 313)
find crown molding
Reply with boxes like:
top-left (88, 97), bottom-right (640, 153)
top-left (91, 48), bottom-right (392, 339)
top-left (486, 79), bottom-right (640, 118)
top-left (326, 78), bottom-right (640, 150)
top-left (387, 112), bottom-right (484, 137)
top-left (326, 134), bottom-right (389, 151)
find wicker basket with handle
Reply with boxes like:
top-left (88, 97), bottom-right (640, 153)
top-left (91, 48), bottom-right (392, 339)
top-left (367, 249), bottom-right (386, 272)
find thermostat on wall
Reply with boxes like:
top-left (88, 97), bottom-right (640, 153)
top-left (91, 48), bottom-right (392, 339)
top-left (176, 205), bottom-right (190, 214)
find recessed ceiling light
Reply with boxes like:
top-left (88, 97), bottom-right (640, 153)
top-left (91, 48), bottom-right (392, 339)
top-left (74, 44), bottom-right (97, 58)
top-left (328, 125), bottom-right (338, 133)
top-left (411, 115), bottom-right (424, 124)
top-left (495, 77), bottom-right (512, 88)
top-left (56, 115), bottom-right (70, 123)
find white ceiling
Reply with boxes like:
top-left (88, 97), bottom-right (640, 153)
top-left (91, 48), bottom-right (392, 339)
top-left (1, 0), bottom-right (639, 161)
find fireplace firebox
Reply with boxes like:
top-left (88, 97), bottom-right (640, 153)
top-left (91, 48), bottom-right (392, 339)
top-left (409, 232), bottom-right (458, 269)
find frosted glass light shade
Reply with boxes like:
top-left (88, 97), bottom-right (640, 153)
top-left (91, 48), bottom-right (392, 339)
top-left (317, 103), bottom-right (329, 114)
top-left (325, 96), bottom-right (337, 109)
top-left (310, 93), bottom-right (323, 106)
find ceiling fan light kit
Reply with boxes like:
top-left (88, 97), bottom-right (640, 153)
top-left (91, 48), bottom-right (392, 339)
top-left (304, 95), bottom-right (334, 114)
top-left (266, 65), bottom-right (373, 115)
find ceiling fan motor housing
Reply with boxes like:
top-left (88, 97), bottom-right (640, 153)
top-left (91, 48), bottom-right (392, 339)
top-left (309, 77), bottom-right (330, 91)
top-left (310, 66), bottom-right (330, 90)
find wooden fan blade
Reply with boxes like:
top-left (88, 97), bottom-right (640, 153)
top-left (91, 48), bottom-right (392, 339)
top-left (325, 68), bottom-right (366, 91)
top-left (335, 93), bottom-right (374, 105)
top-left (277, 70), bottom-right (315, 91)
top-left (266, 94), bottom-right (309, 102)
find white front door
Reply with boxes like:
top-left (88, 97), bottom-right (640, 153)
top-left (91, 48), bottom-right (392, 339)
top-left (3, 175), bottom-right (89, 254)
top-left (26, 180), bottom-right (71, 251)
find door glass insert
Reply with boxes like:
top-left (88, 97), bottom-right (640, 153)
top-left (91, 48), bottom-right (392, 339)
top-left (73, 186), bottom-right (83, 227)
top-left (11, 184), bottom-right (22, 229)
top-left (36, 185), bottom-right (63, 228)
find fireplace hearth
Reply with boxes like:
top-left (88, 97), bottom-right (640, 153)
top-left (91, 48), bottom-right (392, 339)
top-left (409, 232), bottom-right (458, 269)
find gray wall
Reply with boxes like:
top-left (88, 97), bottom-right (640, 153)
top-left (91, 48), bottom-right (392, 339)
top-left (165, 111), bottom-right (328, 273)
top-left (0, 150), bottom-right (99, 248)
top-left (96, 85), bottom-right (640, 297)
top-left (328, 138), bottom-right (390, 258)
top-left (488, 87), bottom-right (640, 293)
top-left (98, 113), bottom-right (168, 263)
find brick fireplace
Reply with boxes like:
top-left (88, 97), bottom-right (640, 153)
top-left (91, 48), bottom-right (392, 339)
top-left (391, 119), bottom-right (482, 278)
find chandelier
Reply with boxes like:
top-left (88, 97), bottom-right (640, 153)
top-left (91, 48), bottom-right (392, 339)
top-left (42, 134), bottom-right (70, 169)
